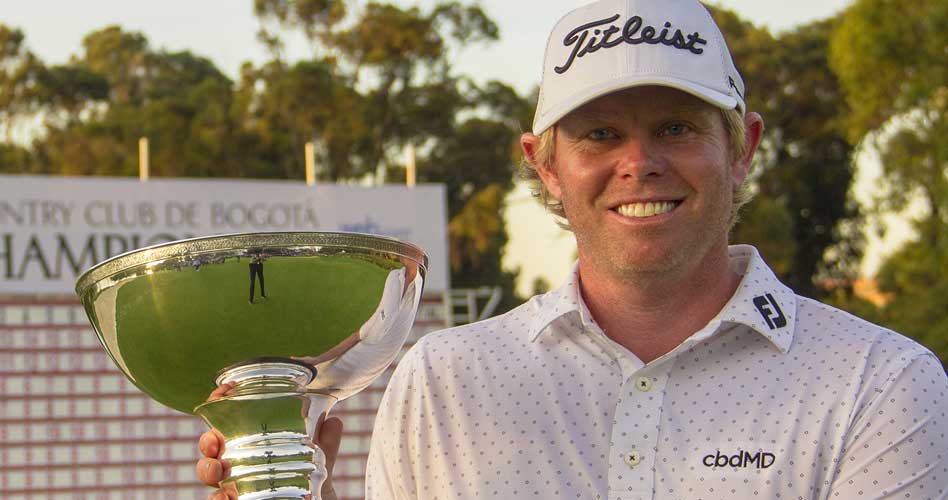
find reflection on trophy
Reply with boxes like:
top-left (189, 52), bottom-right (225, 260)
top-left (75, 232), bottom-right (427, 499)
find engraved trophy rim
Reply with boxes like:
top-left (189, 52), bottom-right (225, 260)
top-left (74, 230), bottom-right (428, 296)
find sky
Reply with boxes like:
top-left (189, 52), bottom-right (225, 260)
top-left (6, 0), bottom-right (907, 297)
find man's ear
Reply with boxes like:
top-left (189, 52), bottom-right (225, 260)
top-left (521, 132), bottom-right (562, 201)
top-left (732, 112), bottom-right (765, 187)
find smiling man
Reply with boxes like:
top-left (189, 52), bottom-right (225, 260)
top-left (198, 0), bottom-right (948, 498)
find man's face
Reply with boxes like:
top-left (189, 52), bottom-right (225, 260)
top-left (534, 86), bottom-right (750, 280)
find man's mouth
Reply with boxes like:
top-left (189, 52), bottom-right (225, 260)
top-left (614, 200), bottom-right (681, 218)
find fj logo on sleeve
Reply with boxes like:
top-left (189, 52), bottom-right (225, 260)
top-left (753, 293), bottom-right (786, 330)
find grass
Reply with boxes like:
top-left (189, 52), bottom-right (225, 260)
top-left (113, 255), bottom-right (389, 413)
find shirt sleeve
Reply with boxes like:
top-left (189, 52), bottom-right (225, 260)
top-left (364, 347), bottom-right (421, 500)
top-left (829, 353), bottom-right (948, 499)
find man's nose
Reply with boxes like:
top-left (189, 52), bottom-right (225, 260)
top-left (616, 139), bottom-right (664, 179)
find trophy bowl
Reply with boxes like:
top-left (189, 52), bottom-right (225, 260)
top-left (75, 232), bottom-right (427, 499)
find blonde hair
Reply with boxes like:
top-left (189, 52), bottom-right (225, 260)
top-left (521, 107), bottom-right (752, 229)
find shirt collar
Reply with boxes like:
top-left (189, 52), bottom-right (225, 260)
top-left (527, 262), bottom-right (587, 342)
top-left (715, 244), bottom-right (796, 353)
top-left (527, 245), bottom-right (796, 353)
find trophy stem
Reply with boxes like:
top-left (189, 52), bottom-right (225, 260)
top-left (195, 358), bottom-right (337, 500)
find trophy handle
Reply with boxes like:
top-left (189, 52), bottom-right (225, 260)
top-left (195, 359), bottom-right (337, 499)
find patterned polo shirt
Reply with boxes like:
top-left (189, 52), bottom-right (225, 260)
top-left (365, 245), bottom-right (948, 500)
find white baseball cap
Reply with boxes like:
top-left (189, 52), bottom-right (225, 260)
top-left (533, 0), bottom-right (746, 135)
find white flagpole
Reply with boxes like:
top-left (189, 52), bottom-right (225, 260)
top-left (138, 137), bottom-right (149, 182)
top-left (405, 144), bottom-right (416, 187)
top-left (305, 142), bottom-right (316, 186)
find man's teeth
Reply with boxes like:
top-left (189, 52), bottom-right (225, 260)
top-left (616, 201), bottom-right (677, 218)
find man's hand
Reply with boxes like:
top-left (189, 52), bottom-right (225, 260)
top-left (196, 416), bottom-right (344, 500)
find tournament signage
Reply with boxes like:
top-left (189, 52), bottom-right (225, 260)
top-left (0, 175), bottom-right (449, 294)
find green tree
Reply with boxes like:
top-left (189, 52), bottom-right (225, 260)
top-left (830, 0), bottom-right (947, 233)
top-left (80, 26), bottom-right (151, 105)
top-left (422, 80), bottom-right (533, 307)
top-left (38, 64), bottom-right (109, 125)
top-left (0, 142), bottom-right (33, 173)
top-left (32, 27), bottom-right (243, 178)
top-left (0, 24), bottom-right (45, 142)
top-left (253, 0), bottom-right (346, 48)
top-left (243, 1), bottom-right (503, 183)
top-left (249, 1), bottom-right (525, 307)
top-left (141, 53), bottom-right (237, 177)
top-left (233, 58), bottom-right (366, 179)
top-left (334, 2), bottom-right (498, 175)
top-left (830, 0), bottom-right (947, 139)
top-left (829, 0), bottom-right (948, 364)
top-left (874, 237), bottom-right (948, 364)
top-left (422, 115), bottom-right (520, 306)
top-left (711, 8), bottom-right (862, 298)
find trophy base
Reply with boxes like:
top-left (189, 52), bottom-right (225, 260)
top-left (195, 358), bottom-right (336, 500)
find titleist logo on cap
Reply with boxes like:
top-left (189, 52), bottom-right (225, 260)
top-left (554, 13), bottom-right (708, 74)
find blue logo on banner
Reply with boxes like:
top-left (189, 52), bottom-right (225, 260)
top-left (341, 216), bottom-right (410, 240)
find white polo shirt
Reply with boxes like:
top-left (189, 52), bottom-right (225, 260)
top-left (366, 245), bottom-right (948, 500)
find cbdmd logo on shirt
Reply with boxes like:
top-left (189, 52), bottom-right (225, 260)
top-left (702, 450), bottom-right (775, 469)
top-left (753, 293), bottom-right (786, 329)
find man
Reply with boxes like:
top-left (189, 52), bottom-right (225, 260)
top-left (248, 253), bottom-right (266, 304)
top-left (199, 0), bottom-right (948, 498)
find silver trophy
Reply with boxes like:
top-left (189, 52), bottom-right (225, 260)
top-left (75, 232), bottom-right (427, 499)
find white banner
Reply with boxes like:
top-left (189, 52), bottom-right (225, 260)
top-left (0, 175), bottom-right (449, 294)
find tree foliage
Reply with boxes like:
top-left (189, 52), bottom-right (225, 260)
top-left (829, 0), bottom-right (947, 237)
top-left (247, 1), bottom-right (519, 305)
top-left (711, 8), bottom-right (862, 299)
top-left (830, 0), bottom-right (947, 140)
top-left (0, 2), bottom-right (529, 311)
top-left (828, 0), bottom-right (948, 364)
top-left (874, 236), bottom-right (948, 363)
top-left (829, 0), bottom-right (947, 242)
top-left (0, 25), bottom-right (44, 142)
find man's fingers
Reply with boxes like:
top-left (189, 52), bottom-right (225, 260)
top-left (204, 480), bottom-right (238, 500)
top-left (207, 382), bottom-right (235, 402)
top-left (318, 417), bottom-right (343, 474)
top-left (196, 457), bottom-right (225, 486)
top-left (198, 429), bottom-right (225, 458)
top-left (207, 491), bottom-right (231, 500)
top-left (317, 417), bottom-right (343, 500)
top-left (207, 489), bottom-right (237, 500)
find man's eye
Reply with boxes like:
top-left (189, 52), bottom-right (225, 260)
top-left (587, 128), bottom-right (616, 140)
top-left (663, 123), bottom-right (691, 136)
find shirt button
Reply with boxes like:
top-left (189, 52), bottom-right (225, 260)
top-left (624, 450), bottom-right (642, 468)
top-left (635, 376), bottom-right (652, 392)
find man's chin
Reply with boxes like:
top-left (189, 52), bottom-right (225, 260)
top-left (612, 256), bottom-right (684, 280)
top-left (589, 244), bottom-right (685, 280)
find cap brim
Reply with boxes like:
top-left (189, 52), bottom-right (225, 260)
top-left (532, 75), bottom-right (739, 135)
